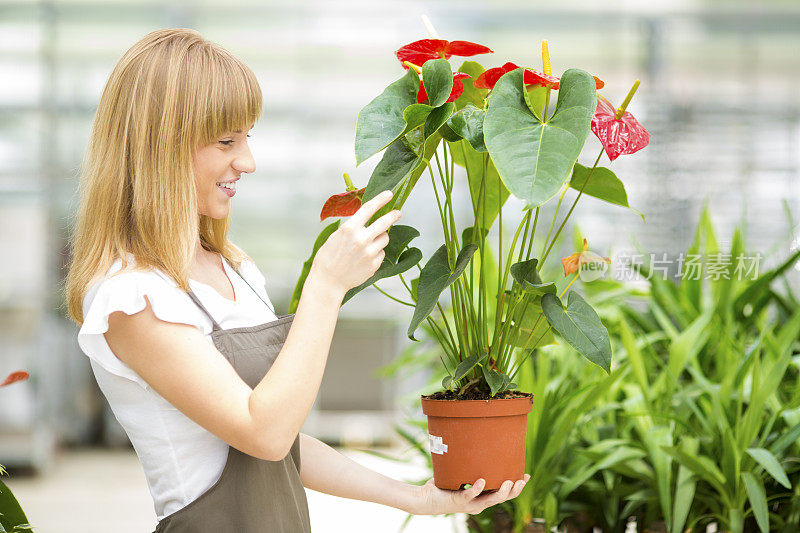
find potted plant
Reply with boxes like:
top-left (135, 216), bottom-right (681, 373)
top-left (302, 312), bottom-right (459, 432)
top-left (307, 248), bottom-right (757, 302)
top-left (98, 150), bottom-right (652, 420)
top-left (0, 370), bottom-right (33, 532)
top-left (291, 24), bottom-right (649, 491)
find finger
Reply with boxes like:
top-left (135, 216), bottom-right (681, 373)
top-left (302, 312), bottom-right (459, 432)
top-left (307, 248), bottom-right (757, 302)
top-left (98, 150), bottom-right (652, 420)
top-left (365, 209), bottom-right (401, 240)
top-left (349, 190), bottom-right (393, 227)
top-left (507, 478), bottom-right (527, 499)
top-left (473, 480), bottom-right (513, 507)
top-left (368, 232), bottom-right (390, 252)
top-left (460, 478), bottom-right (485, 503)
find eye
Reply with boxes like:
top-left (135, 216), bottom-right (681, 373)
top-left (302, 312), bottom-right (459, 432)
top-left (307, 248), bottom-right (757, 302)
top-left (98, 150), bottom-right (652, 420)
top-left (219, 140), bottom-right (234, 146)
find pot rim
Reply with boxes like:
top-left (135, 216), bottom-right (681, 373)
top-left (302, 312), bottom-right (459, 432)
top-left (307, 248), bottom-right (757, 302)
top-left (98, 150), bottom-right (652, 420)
top-left (421, 393), bottom-right (533, 417)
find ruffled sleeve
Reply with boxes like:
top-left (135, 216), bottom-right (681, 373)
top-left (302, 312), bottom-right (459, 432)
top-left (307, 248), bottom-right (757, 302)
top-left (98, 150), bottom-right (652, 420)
top-left (78, 269), bottom-right (211, 390)
top-left (238, 258), bottom-right (277, 314)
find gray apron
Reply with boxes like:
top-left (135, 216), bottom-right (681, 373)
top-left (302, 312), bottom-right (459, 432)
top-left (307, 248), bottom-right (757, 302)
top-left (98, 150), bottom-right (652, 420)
top-left (153, 262), bottom-right (311, 533)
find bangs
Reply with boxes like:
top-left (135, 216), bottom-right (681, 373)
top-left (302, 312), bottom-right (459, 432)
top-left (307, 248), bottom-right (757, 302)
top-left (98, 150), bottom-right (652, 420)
top-left (199, 46), bottom-right (262, 144)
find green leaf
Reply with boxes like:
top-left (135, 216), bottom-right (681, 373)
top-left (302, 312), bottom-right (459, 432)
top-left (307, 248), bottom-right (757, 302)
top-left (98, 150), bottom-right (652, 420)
top-left (424, 102), bottom-right (455, 138)
top-left (363, 131), bottom-right (423, 203)
top-left (746, 448), bottom-right (791, 489)
top-left (523, 85), bottom-right (548, 121)
top-left (569, 163), bottom-right (644, 220)
top-left (481, 365), bottom-right (508, 396)
top-left (289, 221), bottom-right (340, 313)
top-left (742, 472), bottom-right (769, 533)
top-left (660, 446), bottom-right (727, 494)
top-left (541, 292), bottom-right (612, 373)
top-left (672, 436), bottom-right (698, 533)
top-left (408, 243), bottom-right (479, 340)
top-left (484, 68), bottom-right (597, 209)
top-left (355, 68), bottom-right (420, 165)
top-left (453, 352), bottom-right (485, 381)
top-left (446, 105), bottom-right (486, 152)
top-left (342, 225), bottom-right (423, 304)
top-left (0, 477), bottom-right (30, 533)
top-left (421, 58), bottom-right (453, 108)
top-left (454, 60), bottom-right (487, 110)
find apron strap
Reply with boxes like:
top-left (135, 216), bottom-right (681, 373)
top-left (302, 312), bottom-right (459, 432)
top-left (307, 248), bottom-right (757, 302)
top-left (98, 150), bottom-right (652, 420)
top-left (184, 258), bottom-right (277, 332)
top-left (185, 289), bottom-right (223, 332)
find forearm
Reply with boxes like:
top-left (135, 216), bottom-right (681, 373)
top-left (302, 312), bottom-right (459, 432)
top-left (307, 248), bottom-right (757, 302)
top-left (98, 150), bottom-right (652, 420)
top-left (298, 432), bottom-right (420, 514)
top-left (248, 271), bottom-right (343, 456)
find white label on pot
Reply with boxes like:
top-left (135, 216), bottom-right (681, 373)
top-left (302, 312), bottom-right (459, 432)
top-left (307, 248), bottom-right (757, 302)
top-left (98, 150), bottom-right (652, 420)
top-left (429, 434), bottom-right (448, 454)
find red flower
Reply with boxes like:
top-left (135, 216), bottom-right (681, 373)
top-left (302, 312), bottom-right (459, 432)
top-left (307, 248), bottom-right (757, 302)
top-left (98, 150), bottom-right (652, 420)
top-left (1, 371), bottom-right (29, 388)
top-left (417, 72), bottom-right (471, 104)
top-left (320, 187), bottom-right (366, 221)
top-left (474, 62), bottom-right (519, 89)
top-left (396, 39), bottom-right (493, 68)
top-left (474, 63), bottom-right (605, 91)
top-left (590, 94), bottom-right (650, 162)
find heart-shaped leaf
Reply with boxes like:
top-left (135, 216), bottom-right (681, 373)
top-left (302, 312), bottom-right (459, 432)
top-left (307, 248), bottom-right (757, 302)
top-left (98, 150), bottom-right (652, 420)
top-left (484, 68), bottom-right (597, 209)
top-left (363, 132), bottom-right (423, 202)
top-left (453, 352), bottom-right (486, 381)
top-left (355, 68), bottom-right (421, 165)
top-left (342, 224), bottom-right (423, 304)
top-left (446, 105), bottom-right (487, 152)
top-left (454, 60), bottom-right (488, 110)
top-left (424, 102), bottom-right (455, 138)
top-left (569, 163), bottom-right (643, 220)
top-left (541, 291), bottom-right (612, 373)
top-left (422, 58), bottom-right (454, 108)
top-left (408, 243), bottom-right (479, 340)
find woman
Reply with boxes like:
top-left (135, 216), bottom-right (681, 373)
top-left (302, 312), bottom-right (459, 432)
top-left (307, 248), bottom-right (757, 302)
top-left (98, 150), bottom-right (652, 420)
top-left (64, 28), bottom-right (528, 531)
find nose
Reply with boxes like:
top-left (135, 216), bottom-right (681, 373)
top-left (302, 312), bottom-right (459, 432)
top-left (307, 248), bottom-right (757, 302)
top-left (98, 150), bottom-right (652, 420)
top-left (232, 143), bottom-right (256, 174)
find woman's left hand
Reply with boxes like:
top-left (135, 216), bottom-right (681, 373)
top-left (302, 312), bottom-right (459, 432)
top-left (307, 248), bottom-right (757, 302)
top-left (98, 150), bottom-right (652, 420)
top-left (410, 475), bottom-right (530, 516)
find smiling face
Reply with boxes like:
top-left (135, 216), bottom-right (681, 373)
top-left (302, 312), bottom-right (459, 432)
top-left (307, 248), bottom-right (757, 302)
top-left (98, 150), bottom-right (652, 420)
top-left (192, 126), bottom-right (255, 219)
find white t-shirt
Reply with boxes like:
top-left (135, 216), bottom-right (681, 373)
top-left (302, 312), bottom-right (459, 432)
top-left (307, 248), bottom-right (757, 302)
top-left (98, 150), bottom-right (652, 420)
top-left (77, 252), bottom-right (279, 520)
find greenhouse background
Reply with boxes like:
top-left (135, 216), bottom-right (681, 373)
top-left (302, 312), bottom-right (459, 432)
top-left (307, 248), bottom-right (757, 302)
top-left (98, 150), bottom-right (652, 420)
top-left (1, 0), bottom-right (799, 531)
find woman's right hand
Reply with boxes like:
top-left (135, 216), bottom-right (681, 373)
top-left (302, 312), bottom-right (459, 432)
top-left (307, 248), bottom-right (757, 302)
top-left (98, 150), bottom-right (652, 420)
top-left (310, 190), bottom-right (401, 296)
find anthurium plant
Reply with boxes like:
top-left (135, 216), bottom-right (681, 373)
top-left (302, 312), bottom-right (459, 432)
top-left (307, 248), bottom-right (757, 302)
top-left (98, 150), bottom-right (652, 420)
top-left (291, 30), bottom-right (650, 399)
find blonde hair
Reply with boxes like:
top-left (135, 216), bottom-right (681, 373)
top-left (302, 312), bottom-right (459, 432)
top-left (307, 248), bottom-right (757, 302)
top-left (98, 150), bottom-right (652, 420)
top-left (63, 28), bottom-right (262, 325)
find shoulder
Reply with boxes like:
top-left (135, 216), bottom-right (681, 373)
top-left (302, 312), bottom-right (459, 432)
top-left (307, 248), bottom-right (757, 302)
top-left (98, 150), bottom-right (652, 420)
top-left (78, 254), bottom-right (212, 389)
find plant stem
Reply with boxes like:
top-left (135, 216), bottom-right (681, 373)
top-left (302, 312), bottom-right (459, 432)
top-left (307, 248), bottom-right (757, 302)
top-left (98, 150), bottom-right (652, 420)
top-left (373, 283), bottom-right (414, 306)
top-left (539, 148), bottom-right (605, 270)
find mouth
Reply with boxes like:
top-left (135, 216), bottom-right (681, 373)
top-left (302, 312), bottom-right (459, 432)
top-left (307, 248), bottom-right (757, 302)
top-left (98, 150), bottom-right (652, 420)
top-left (216, 180), bottom-right (237, 197)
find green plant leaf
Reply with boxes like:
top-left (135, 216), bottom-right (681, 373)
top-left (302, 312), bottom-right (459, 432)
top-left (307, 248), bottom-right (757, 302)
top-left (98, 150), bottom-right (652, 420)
top-left (424, 102), bottom-right (455, 138)
top-left (446, 105), bottom-right (486, 152)
top-left (355, 68), bottom-right (420, 165)
top-left (745, 448), bottom-right (791, 489)
top-left (363, 131), bottom-right (425, 203)
top-left (541, 292), bottom-right (612, 373)
top-left (742, 472), bottom-right (769, 533)
top-left (421, 58), bottom-right (453, 108)
top-left (523, 85), bottom-right (548, 121)
top-left (0, 477), bottom-right (30, 533)
top-left (569, 163), bottom-right (644, 220)
top-left (484, 68), bottom-right (597, 209)
top-left (343, 225), bottom-right (423, 304)
top-left (453, 352), bottom-right (486, 381)
top-left (289, 220), bottom-right (340, 313)
top-left (454, 61), bottom-right (487, 110)
top-left (408, 243), bottom-right (479, 340)
top-left (510, 258), bottom-right (543, 285)
top-left (481, 365), bottom-right (510, 396)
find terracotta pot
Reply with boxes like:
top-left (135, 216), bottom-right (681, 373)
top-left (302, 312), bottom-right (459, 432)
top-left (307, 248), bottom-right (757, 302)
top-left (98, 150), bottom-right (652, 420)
top-left (421, 393), bottom-right (533, 491)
